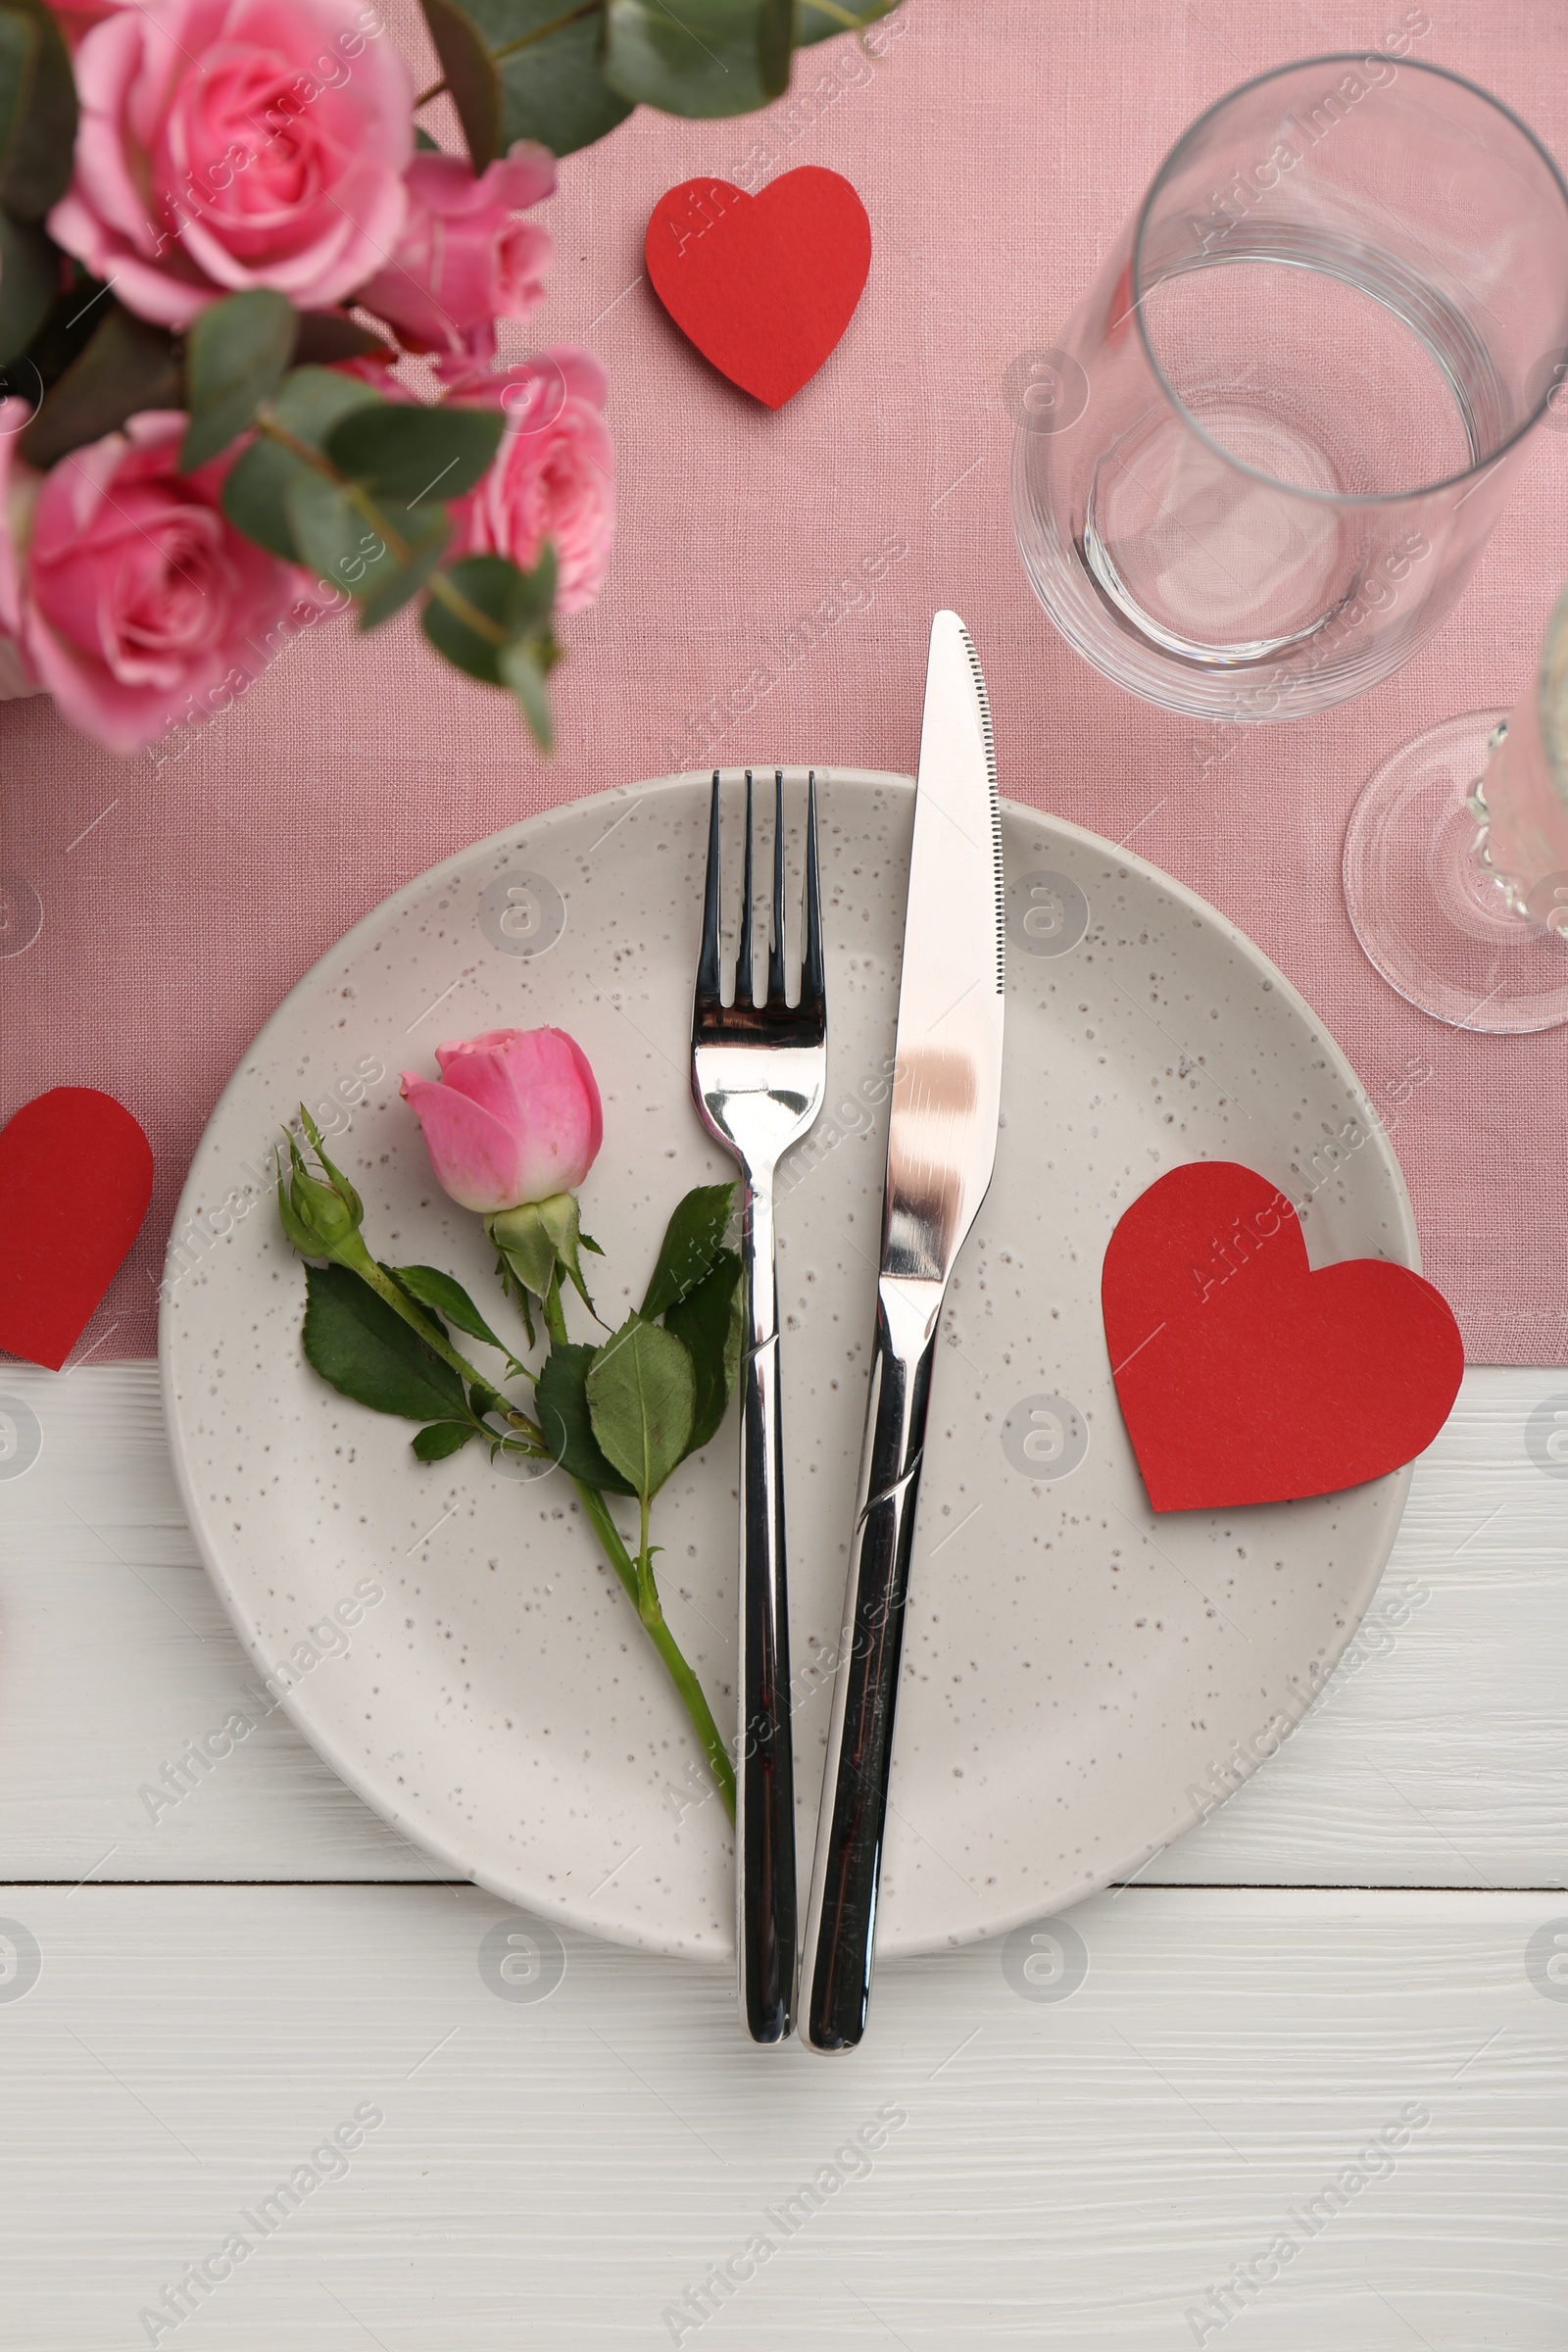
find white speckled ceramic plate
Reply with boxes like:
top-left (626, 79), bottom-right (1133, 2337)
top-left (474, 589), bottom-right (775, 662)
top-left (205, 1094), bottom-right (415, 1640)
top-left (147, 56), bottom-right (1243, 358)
top-left (162, 769), bottom-right (1417, 1961)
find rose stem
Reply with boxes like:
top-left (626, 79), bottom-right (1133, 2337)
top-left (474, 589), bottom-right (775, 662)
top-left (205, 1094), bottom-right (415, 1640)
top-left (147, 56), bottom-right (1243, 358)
top-left (540, 1278), bottom-right (736, 1821)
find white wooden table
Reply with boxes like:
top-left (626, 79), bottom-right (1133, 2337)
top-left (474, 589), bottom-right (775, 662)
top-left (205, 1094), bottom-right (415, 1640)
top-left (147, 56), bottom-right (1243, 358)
top-left (1, 1360), bottom-right (1564, 2349)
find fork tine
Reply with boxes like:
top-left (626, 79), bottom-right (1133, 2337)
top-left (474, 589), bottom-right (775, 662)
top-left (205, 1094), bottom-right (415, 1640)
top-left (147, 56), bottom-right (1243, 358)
top-left (737, 769), bottom-right (757, 1007)
top-left (767, 769), bottom-right (788, 1005)
top-left (802, 769), bottom-right (825, 1011)
top-left (697, 770), bottom-right (723, 1006)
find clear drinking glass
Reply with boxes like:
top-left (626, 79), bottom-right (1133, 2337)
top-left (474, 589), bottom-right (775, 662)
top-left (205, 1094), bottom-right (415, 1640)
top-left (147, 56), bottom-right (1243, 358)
top-left (1343, 586), bottom-right (1568, 1031)
top-left (1011, 56), bottom-right (1568, 720)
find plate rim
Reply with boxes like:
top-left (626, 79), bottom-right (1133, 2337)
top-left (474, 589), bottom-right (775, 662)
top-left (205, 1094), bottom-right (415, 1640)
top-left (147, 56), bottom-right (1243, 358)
top-left (159, 767), bottom-right (1419, 1954)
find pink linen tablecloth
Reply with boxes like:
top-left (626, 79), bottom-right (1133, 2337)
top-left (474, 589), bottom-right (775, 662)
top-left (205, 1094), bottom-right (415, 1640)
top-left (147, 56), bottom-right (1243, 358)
top-left (3, 0), bottom-right (1566, 1366)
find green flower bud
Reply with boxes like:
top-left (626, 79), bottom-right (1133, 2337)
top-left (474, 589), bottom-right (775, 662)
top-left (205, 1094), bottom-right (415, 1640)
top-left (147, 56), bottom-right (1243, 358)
top-left (275, 1123), bottom-right (370, 1270)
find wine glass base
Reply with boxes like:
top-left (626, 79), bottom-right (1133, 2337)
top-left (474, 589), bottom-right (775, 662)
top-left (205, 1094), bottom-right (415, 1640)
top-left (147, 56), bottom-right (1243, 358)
top-left (1343, 711), bottom-right (1568, 1034)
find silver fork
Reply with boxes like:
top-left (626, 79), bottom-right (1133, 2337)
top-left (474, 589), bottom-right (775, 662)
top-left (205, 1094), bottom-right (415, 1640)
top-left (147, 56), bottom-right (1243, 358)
top-left (691, 767), bottom-right (827, 2045)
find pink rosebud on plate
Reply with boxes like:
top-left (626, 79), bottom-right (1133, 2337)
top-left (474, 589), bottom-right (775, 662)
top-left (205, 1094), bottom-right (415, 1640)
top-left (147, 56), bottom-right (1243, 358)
top-left (401, 1027), bottom-right (602, 1214)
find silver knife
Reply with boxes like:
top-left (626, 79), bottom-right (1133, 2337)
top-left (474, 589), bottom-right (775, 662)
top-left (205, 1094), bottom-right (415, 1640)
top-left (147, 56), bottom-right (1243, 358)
top-left (800, 611), bottom-right (1004, 2053)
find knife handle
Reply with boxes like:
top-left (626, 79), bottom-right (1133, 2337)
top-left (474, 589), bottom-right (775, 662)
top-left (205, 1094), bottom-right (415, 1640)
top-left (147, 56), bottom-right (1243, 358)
top-left (801, 1280), bottom-right (941, 2054)
top-left (736, 1170), bottom-right (797, 2045)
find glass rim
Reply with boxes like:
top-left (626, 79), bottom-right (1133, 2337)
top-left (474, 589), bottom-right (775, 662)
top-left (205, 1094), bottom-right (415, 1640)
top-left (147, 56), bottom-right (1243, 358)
top-left (1129, 52), bottom-right (1568, 510)
top-left (1537, 578), bottom-right (1568, 805)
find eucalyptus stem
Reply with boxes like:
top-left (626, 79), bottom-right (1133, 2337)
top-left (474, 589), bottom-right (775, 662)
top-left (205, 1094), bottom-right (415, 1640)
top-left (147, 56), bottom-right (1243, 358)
top-left (253, 416), bottom-right (513, 649)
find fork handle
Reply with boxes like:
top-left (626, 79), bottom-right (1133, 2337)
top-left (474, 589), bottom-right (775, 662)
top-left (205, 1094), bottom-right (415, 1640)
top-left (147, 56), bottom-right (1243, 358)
top-left (737, 1171), bottom-right (798, 2044)
top-left (801, 1278), bottom-right (942, 2053)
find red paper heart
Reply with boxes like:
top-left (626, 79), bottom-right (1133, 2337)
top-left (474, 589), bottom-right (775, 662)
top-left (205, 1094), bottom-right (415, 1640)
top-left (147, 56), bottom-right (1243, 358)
top-left (0, 1088), bottom-right (154, 1370)
top-left (645, 168), bottom-right (871, 409)
top-left (1102, 1161), bottom-right (1462, 1512)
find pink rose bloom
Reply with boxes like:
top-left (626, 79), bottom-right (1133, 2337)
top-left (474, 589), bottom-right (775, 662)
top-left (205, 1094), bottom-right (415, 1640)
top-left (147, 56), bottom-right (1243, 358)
top-left (47, 0), bottom-right (413, 328)
top-left (49, 0), bottom-right (132, 46)
top-left (0, 409), bottom-right (307, 754)
top-left (402, 1027), bottom-right (603, 1213)
top-left (447, 349), bottom-right (614, 616)
top-left (358, 143), bottom-right (556, 362)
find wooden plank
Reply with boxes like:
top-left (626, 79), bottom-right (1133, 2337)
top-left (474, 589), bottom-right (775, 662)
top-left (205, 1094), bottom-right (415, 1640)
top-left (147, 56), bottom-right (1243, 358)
top-left (0, 1365), bottom-right (1563, 1890)
top-left (0, 1884), bottom-right (1560, 2347)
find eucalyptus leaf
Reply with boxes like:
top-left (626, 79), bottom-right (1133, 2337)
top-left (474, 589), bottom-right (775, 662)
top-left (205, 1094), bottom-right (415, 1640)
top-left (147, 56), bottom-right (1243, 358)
top-left (641, 1181), bottom-right (736, 1320)
top-left (19, 303), bottom-right (179, 468)
top-left (394, 1264), bottom-right (513, 1355)
top-left (794, 0), bottom-right (898, 41)
top-left (222, 368), bottom-right (384, 562)
top-left (302, 1263), bottom-right (468, 1422)
top-left (272, 364), bottom-right (386, 449)
top-left (357, 508), bottom-right (451, 629)
top-left (292, 311), bottom-right (394, 366)
top-left (0, 12), bottom-right (36, 189)
top-left (181, 288), bottom-right (297, 472)
top-left (586, 1315), bottom-right (696, 1500)
top-left (448, 0), bottom-right (632, 157)
top-left (0, 0), bottom-right (76, 220)
top-left (418, 0), bottom-right (502, 169)
top-left (24, 270), bottom-right (110, 392)
top-left (663, 1247), bottom-right (741, 1455)
top-left (498, 635), bottom-right (554, 752)
top-left (535, 1341), bottom-right (637, 1494)
top-left (0, 204), bottom-right (56, 367)
top-left (324, 402), bottom-right (503, 506)
top-left (220, 435), bottom-right (312, 561)
top-left (421, 549), bottom-right (555, 684)
top-left (602, 0), bottom-right (791, 118)
top-left (414, 1419), bottom-right (475, 1460)
top-left (285, 469), bottom-right (402, 603)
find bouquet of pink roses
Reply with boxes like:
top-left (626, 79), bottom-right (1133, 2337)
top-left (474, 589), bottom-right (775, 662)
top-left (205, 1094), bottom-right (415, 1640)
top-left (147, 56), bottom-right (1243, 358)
top-left (0, 0), bottom-right (900, 757)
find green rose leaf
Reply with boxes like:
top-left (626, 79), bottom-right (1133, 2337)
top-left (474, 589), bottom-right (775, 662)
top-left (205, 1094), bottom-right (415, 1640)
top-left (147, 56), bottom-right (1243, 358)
top-left (324, 401), bottom-right (504, 506)
top-left (413, 1419), bottom-right (476, 1461)
top-left (19, 303), bottom-right (179, 469)
top-left (535, 1340), bottom-right (637, 1494)
top-left (421, 549), bottom-right (556, 685)
top-left (180, 288), bottom-right (298, 472)
top-left (378, 1263), bottom-right (448, 1341)
top-left (586, 1314), bottom-right (696, 1500)
top-left (640, 1181), bottom-right (736, 1320)
top-left (0, 205), bottom-right (57, 367)
top-left (393, 1263), bottom-right (512, 1356)
top-left (302, 1263), bottom-right (468, 1422)
top-left (794, 0), bottom-right (898, 43)
top-left (602, 0), bottom-right (791, 118)
top-left (418, 0), bottom-right (503, 169)
top-left (663, 1246), bottom-right (742, 1455)
top-left (0, 0), bottom-right (76, 220)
